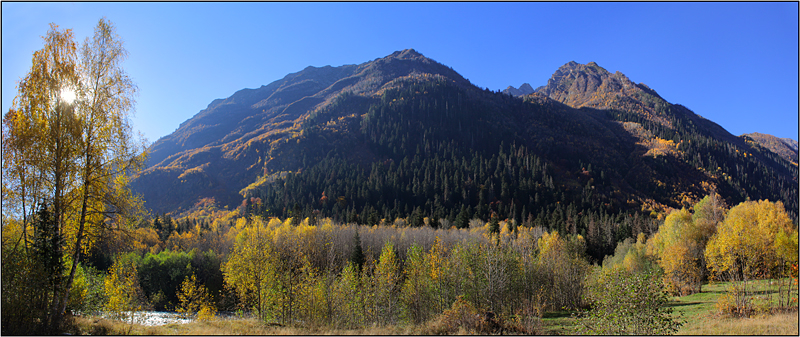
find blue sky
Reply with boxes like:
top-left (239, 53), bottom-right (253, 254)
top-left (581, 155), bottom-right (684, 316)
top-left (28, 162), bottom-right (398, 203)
top-left (3, 2), bottom-right (798, 144)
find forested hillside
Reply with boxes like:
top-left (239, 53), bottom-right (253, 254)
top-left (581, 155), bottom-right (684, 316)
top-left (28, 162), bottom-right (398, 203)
top-left (132, 50), bottom-right (798, 263)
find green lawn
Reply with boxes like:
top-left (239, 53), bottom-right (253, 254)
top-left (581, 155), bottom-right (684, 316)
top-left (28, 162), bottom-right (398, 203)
top-left (541, 279), bottom-right (798, 335)
top-left (670, 279), bottom-right (798, 335)
top-left (541, 310), bottom-right (580, 335)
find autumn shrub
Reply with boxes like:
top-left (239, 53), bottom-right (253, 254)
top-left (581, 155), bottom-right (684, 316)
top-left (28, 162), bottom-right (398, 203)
top-left (423, 295), bottom-right (500, 335)
top-left (104, 255), bottom-right (147, 333)
top-left (176, 273), bottom-right (217, 321)
top-left (578, 267), bottom-right (683, 335)
top-left (507, 298), bottom-right (544, 335)
top-left (536, 231), bottom-right (589, 310)
top-left (715, 285), bottom-right (753, 318)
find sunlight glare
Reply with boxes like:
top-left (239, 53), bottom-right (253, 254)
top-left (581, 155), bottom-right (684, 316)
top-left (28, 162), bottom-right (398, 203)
top-left (60, 88), bottom-right (76, 104)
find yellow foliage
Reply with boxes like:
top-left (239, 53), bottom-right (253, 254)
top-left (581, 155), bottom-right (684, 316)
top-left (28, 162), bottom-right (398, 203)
top-left (132, 227), bottom-right (161, 253)
top-left (428, 237), bottom-right (445, 281)
top-left (537, 231), bottom-right (563, 260)
top-left (705, 200), bottom-right (795, 281)
top-left (222, 217), bottom-right (278, 321)
top-left (176, 273), bottom-right (217, 321)
top-left (104, 257), bottom-right (143, 323)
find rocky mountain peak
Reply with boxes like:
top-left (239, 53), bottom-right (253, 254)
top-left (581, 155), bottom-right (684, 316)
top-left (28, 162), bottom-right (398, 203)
top-left (390, 48), bottom-right (425, 60)
top-left (503, 82), bottom-right (536, 96)
top-left (537, 61), bottom-right (667, 115)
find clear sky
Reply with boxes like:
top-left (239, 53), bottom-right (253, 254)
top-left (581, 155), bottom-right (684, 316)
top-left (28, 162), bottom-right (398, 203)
top-left (3, 2), bottom-right (798, 144)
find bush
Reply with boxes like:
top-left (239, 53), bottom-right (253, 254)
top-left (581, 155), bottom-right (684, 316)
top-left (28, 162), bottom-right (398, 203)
top-left (423, 296), bottom-right (501, 335)
top-left (578, 267), bottom-right (683, 335)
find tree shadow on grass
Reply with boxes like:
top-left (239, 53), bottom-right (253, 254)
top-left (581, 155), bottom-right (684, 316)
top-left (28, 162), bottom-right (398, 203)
top-left (542, 311), bottom-right (576, 319)
top-left (665, 301), bottom-right (703, 308)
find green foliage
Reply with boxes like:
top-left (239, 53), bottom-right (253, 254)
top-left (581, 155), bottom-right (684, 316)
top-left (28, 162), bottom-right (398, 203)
top-left (137, 249), bottom-right (194, 311)
top-left (400, 244), bottom-right (434, 324)
top-left (349, 230), bottom-right (365, 271)
top-left (331, 262), bottom-right (365, 328)
top-left (578, 267), bottom-right (683, 335)
top-left (67, 263), bottom-right (107, 315)
top-left (0, 204), bottom-right (72, 334)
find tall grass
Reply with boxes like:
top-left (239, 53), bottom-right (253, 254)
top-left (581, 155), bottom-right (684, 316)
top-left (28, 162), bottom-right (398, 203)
top-left (677, 312), bottom-right (798, 335)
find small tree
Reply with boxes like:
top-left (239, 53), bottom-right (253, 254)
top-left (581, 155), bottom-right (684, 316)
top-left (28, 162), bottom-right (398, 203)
top-left (176, 273), bottom-right (216, 321)
top-left (373, 241), bottom-right (401, 325)
top-left (578, 267), bottom-right (683, 335)
top-left (104, 256), bottom-right (144, 332)
top-left (349, 230), bottom-right (365, 271)
top-left (222, 217), bottom-right (278, 322)
top-left (400, 244), bottom-right (433, 324)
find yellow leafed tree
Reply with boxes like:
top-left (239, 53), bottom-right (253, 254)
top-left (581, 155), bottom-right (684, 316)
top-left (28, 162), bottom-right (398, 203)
top-left (705, 200), bottom-right (795, 281)
top-left (104, 256), bottom-right (144, 330)
top-left (2, 18), bottom-right (147, 326)
top-left (705, 199), bottom-right (797, 315)
top-left (650, 208), bottom-right (705, 295)
top-left (221, 217), bottom-right (278, 321)
top-left (176, 273), bottom-right (217, 321)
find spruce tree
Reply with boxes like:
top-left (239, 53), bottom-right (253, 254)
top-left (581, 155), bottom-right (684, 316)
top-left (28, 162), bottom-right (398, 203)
top-left (350, 230), bottom-right (366, 271)
top-left (455, 206), bottom-right (470, 229)
top-left (31, 203), bottom-right (64, 330)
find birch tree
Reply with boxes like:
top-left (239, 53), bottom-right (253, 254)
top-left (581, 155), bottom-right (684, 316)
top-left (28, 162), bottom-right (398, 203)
top-left (59, 17), bottom-right (147, 319)
top-left (3, 18), bottom-right (146, 327)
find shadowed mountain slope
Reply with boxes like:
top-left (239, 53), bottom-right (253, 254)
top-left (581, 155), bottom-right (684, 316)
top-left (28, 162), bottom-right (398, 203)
top-left (132, 51), bottom-right (797, 229)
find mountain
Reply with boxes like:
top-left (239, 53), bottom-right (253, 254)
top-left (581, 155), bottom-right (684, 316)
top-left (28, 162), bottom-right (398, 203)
top-left (135, 49), bottom-right (474, 213)
top-left (534, 60), bottom-right (797, 212)
top-left (502, 83), bottom-right (535, 96)
top-left (743, 132), bottom-right (799, 166)
top-left (131, 50), bottom-right (798, 238)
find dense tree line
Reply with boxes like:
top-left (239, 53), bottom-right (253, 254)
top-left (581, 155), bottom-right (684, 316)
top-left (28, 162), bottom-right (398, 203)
top-left (5, 186), bottom-right (795, 334)
top-left (241, 77), bottom-right (796, 267)
top-left (245, 79), bottom-right (669, 263)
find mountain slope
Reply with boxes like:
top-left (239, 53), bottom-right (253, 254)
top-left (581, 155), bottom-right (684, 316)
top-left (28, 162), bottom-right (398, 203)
top-left (131, 51), bottom-right (797, 229)
top-left (536, 61), bottom-right (797, 215)
top-left (133, 49), bottom-right (475, 213)
top-left (743, 132), bottom-right (799, 166)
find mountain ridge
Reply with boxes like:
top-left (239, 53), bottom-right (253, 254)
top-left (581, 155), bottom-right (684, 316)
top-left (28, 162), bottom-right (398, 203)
top-left (131, 50), bottom-right (797, 225)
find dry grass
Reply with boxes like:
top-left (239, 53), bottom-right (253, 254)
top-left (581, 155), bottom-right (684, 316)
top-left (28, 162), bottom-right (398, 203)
top-left (678, 312), bottom-right (798, 335)
top-left (69, 315), bottom-right (416, 335)
top-left (673, 279), bottom-right (800, 335)
top-left (67, 297), bottom-right (796, 335)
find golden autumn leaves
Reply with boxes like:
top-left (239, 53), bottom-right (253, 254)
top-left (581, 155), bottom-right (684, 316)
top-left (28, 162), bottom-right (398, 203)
top-left (2, 18), bottom-right (146, 328)
top-left (647, 195), bottom-right (797, 316)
